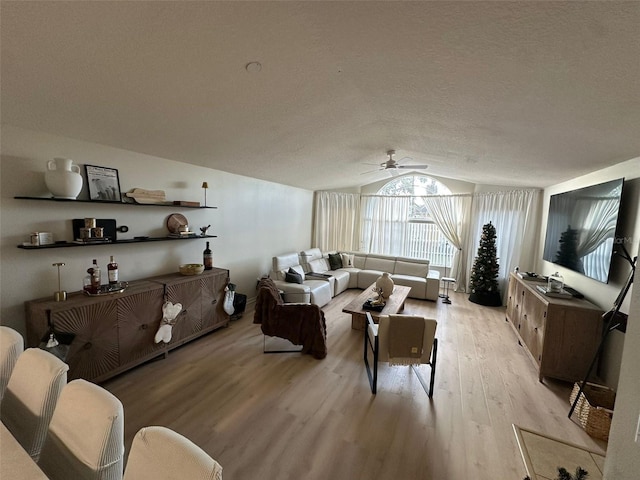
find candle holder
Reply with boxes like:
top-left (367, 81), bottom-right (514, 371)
top-left (53, 262), bottom-right (67, 302)
top-left (202, 181), bottom-right (209, 207)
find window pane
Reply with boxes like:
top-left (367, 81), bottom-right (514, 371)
top-left (374, 175), bottom-right (454, 267)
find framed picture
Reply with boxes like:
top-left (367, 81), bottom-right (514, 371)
top-left (85, 165), bottom-right (122, 202)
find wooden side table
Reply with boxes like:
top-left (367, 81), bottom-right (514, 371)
top-left (441, 277), bottom-right (456, 304)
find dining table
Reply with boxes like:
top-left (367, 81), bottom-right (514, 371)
top-left (1, 421), bottom-right (48, 479)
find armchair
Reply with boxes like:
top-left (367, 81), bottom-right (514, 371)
top-left (254, 278), bottom-right (327, 359)
top-left (364, 312), bottom-right (438, 397)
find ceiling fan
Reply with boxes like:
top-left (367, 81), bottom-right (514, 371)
top-left (362, 150), bottom-right (429, 176)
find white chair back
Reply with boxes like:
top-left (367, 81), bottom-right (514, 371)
top-left (0, 326), bottom-right (24, 401)
top-left (38, 379), bottom-right (124, 480)
top-left (0, 347), bottom-right (68, 460)
top-left (124, 426), bottom-right (222, 480)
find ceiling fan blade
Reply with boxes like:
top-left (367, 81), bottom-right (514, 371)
top-left (397, 164), bottom-right (429, 169)
top-left (389, 169), bottom-right (400, 177)
top-left (360, 168), bottom-right (383, 175)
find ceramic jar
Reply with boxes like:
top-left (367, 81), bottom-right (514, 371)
top-left (44, 157), bottom-right (83, 199)
top-left (376, 272), bottom-right (395, 298)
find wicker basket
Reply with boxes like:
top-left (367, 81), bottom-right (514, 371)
top-left (570, 382), bottom-right (615, 441)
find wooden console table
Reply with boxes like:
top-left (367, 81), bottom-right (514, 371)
top-left (25, 268), bottom-right (229, 383)
top-left (343, 284), bottom-right (411, 330)
top-left (505, 273), bottom-right (603, 383)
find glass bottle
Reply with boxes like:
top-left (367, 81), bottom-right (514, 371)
top-left (91, 258), bottom-right (102, 292)
top-left (203, 241), bottom-right (213, 270)
top-left (108, 255), bottom-right (119, 284)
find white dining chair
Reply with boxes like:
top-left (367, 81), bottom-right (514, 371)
top-left (0, 325), bottom-right (24, 401)
top-left (0, 347), bottom-right (68, 460)
top-left (38, 379), bottom-right (125, 480)
top-left (124, 425), bottom-right (222, 480)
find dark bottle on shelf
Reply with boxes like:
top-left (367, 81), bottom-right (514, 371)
top-left (203, 241), bottom-right (213, 270)
top-left (90, 259), bottom-right (101, 292)
top-left (108, 255), bottom-right (119, 284)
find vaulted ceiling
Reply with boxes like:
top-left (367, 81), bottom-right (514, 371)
top-left (2, 1), bottom-right (639, 191)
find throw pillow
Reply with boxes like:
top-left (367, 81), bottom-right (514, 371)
top-left (328, 253), bottom-right (343, 270)
top-left (340, 253), bottom-right (355, 268)
top-left (285, 267), bottom-right (303, 284)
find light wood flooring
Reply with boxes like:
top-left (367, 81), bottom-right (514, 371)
top-left (102, 289), bottom-right (607, 480)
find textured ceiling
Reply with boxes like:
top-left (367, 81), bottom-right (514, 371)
top-left (2, 1), bottom-right (639, 191)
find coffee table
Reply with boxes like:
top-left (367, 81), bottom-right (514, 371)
top-left (343, 283), bottom-right (412, 330)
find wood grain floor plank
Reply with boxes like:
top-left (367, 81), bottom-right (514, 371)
top-left (103, 290), bottom-right (606, 479)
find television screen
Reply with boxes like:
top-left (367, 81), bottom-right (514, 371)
top-left (543, 178), bottom-right (625, 283)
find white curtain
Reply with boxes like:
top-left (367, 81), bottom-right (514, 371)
top-left (312, 191), bottom-right (361, 252)
top-left (466, 190), bottom-right (541, 302)
top-left (422, 194), bottom-right (473, 291)
top-left (360, 195), bottom-right (411, 256)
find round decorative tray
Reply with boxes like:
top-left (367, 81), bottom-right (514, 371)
top-left (84, 281), bottom-right (129, 296)
top-left (166, 213), bottom-right (188, 234)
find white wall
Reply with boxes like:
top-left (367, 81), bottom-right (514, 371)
top-left (536, 157), bottom-right (640, 389)
top-left (537, 158), bottom-right (640, 480)
top-left (604, 240), bottom-right (640, 478)
top-left (0, 125), bottom-right (313, 337)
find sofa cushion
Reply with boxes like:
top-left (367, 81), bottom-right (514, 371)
top-left (340, 253), bottom-right (355, 268)
top-left (308, 258), bottom-right (329, 273)
top-left (285, 268), bottom-right (303, 284)
top-left (353, 254), bottom-right (367, 269)
top-left (363, 256), bottom-right (396, 273)
top-left (273, 252), bottom-right (302, 272)
top-left (394, 260), bottom-right (429, 277)
top-left (301, 248), bottom-right (323, 261)
top-left (357, 270), bottom-right (384, 290)
top-left (326, 269), bottom-right (350, 296)
top-left (391, 274), bottom-right (427, 299)
top-left (328, 253), bottom-right (343, 270)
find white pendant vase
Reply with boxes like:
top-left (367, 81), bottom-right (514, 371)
top-left (376, 272), bottom-right (394, 298)
top-left (44, 158), bottom-right (83, 199)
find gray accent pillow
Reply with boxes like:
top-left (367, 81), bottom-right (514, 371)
top-left (328, 253), bottom-right (343, 270)
top-left (285, 267), bottom-right (303, 284)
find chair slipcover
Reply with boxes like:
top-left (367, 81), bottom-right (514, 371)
top-left (0, 326), bottom-right (24, 401)
top-left (124, 426), bottom-right (222, 480)
top-left (0, 347), bottom-right (68, 460)
top-left (38, 379), bottom-right (125, 480)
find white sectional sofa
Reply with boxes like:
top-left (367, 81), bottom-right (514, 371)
top-left (269, 248), bottom-right (440, 307)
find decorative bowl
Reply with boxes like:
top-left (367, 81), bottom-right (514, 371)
top-left (179, 263), bottom-right (205, 276)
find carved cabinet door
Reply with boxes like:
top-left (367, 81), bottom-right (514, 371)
top-left (117, 282), bottom-right (166, 367)
top-left (51, 299), bottom-right (119, 381)
top-left (201, 270), bottom-right (228, 329)
top-left (164, 277), bottom-right (203, 344)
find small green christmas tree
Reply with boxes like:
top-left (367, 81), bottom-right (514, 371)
top-left (468, 221), bottom-right (502, 306)
top-left (524, 466), bottom-right (588, 480)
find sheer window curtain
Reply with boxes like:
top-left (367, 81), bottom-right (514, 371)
top-left (360, 195), bottom-right (411, 256)
top-left (312, 191), bottom-right (361, 252)
top-left (422, 194), bottom-right (473, 291)
top-left (465, 190), bottom-right (541, 303)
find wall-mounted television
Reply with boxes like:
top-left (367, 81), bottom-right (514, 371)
top-left (542, 178), bottom-right (625, 283)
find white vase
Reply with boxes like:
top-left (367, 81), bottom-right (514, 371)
top-left (44, 158), bottom-right (83, 199)
top-left (376, 272), bottom-right (395, 298)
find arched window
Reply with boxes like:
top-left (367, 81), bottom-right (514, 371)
top-left (376, 175), bottom-right (454, 267)
top-left (378, 175), bottom-right (451, 221)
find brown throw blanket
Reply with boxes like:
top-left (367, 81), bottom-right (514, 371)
top-left (253, 278), bottom-right (327, 359)
top-left (388, 315), bottom-right (424, 365)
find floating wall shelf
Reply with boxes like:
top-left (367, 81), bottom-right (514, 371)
top-left (14, 196), bottom-right (217, 209)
